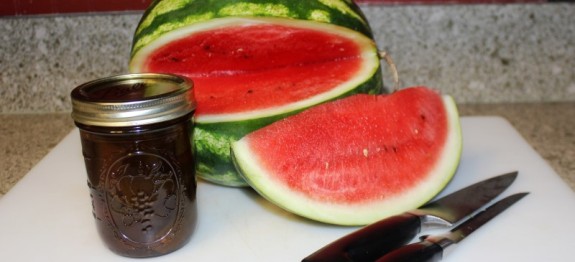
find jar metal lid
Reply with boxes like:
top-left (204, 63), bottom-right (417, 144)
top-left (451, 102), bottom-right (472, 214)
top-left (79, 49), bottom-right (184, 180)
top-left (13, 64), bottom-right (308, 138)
top-left (71, 73), bottom-right (195, 127)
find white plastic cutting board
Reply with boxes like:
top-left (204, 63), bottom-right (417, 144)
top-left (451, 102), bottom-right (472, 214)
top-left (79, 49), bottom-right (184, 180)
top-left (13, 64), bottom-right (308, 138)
top-left (1, 116), bottom-right (574, 261)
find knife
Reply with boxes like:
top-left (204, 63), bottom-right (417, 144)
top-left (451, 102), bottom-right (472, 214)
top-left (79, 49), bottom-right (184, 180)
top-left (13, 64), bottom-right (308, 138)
top-left (302, 171), bottom-right (518, 262)
top-left (375, 192), bottom-right (529, 262)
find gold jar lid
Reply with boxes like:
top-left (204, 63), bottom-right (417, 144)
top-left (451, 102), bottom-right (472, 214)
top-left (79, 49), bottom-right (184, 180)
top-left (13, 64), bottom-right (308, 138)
top-left (71, 73), bottom-right (195, 127)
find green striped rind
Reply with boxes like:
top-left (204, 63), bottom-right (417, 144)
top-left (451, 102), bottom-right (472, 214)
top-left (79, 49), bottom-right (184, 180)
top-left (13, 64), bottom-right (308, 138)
top-left (196, 70), bottom-right (383, 186)
top-left (231, 94), bottom-right (462, 225)
top-left (131, 0), bottom-right (373, 57)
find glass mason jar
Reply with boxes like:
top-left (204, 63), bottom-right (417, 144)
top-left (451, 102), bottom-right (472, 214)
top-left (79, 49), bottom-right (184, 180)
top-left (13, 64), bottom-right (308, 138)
top-left (70, 73), bottom-right (197, 258)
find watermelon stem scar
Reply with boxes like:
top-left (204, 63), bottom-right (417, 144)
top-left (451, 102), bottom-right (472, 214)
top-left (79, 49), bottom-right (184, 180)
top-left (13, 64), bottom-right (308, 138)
top-left (378, 51), bottom-right (400, 92)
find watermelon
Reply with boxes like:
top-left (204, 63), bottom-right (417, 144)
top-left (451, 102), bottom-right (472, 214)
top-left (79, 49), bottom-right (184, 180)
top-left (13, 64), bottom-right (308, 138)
top-left (129, 0), bottom-right (383, 186)
top-left (231, 87), bottom-right (462, 225)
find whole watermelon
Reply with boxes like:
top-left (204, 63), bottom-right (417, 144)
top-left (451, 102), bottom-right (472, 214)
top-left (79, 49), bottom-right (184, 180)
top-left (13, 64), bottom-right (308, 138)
top-left (130, 0), bottom-right (384, 186)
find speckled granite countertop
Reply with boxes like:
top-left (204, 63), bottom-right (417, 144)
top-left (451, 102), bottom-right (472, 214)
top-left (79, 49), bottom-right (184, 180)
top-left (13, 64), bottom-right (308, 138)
top-left (1, 103), bottom-right (573, 199)
top-left (1, 3), bottom-right (574, 199)
top-left (1, 4), bottom-right (575, 114)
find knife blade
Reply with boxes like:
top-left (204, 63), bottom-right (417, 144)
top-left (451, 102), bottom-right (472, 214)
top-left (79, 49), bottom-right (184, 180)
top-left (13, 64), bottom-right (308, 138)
top-left (302, 171), bottom-right (518, 262)
top-left (375, 192), bottom-right (529, 262)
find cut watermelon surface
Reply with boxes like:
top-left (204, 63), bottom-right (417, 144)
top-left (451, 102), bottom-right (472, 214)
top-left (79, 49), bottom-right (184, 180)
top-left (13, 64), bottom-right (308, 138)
top-left (231, 87), bottom-right (462, 225)
top-left (130, 16), bottom-right (382, 186)
top-left (131, 17), bottom-right (381, 123)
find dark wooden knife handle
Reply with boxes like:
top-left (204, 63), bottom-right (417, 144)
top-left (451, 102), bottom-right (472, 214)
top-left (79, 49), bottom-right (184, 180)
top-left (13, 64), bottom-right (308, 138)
top-left (375, 241), bottom-right (443, 262)
top-left (303, 213), bottom-right (422, 262)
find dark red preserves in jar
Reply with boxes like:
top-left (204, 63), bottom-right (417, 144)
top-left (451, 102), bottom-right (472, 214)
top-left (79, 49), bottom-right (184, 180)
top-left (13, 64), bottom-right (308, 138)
top-left (70, 73), bottom-right (197, 258)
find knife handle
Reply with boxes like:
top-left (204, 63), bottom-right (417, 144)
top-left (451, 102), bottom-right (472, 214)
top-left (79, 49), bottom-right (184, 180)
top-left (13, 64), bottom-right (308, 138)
top-left (375, 240), bottom-right (444, 262)
top-left (303, 213), bottom-right (422, 262)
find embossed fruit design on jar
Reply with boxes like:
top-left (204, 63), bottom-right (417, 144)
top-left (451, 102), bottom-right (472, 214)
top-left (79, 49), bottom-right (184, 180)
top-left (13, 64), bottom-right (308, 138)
top-left (71, 73), bottom-right (197, 257)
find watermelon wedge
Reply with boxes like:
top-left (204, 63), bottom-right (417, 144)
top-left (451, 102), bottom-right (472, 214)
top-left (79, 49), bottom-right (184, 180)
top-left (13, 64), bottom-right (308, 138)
top-left (129, 0), bottom-right (383, 186)
top-left (231, 87), bottom-right (462, 225)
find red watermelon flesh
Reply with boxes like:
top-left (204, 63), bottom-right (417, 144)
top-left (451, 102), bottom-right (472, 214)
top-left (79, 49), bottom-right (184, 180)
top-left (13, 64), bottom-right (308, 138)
top-left (142, 24), bottom-right (364, 117)
top-left (231, 87), bottom-right (462, 225)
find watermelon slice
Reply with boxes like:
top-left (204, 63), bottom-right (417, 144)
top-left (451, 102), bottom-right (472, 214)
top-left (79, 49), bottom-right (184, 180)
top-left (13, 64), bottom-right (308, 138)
top-left (129, 0), bottom-right (383, 186)
top-left (231, 87), bottom-right (462, 225)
